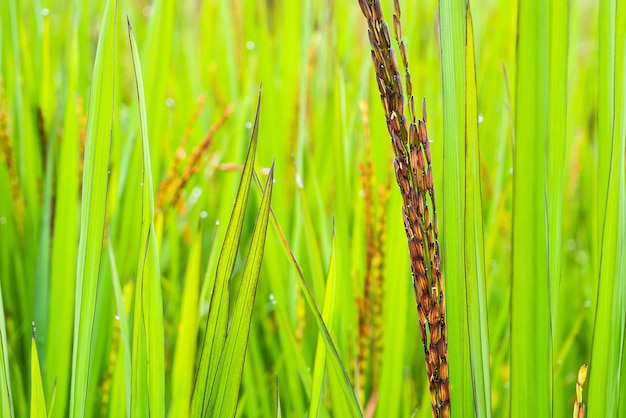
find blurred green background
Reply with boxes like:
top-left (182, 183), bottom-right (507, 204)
top-left (0, 0), bottom-right (620, 417)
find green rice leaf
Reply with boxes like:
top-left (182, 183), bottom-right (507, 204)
top-left (69, 1), bottom-right (117, 417)
top-left (439, 0), bottom-right (473, 414)
top-left (588, 0), bottom-right (626, 415)
top-left (309, 231), bottom-right (336, 417)
top-left (511, 0), bottom-right (552, 415)
top-left (254, 170), bottom-right (362, 418)
top-left (127, 17), bottom-right (165, 418)
top-left (30, 327), bottom-right (46, 418)
top-left (169, 223), bottom-right (203, 417)
top-left (275, 377), bottom-right (282, 418)
top-left (0, 284), bottom-right (13, 417)
top-left (191, 90), bottom-right (262, 418)
top-left (108, 237), bottom-right (130, 418)
top-left (47, 6), bottom-right (80, 416)
top-left (208, 162), bottom-right (274, 417)
top-left (546, 0), bottom-right (569, 324)
top-left (463, 5), bottom-right (492, 417)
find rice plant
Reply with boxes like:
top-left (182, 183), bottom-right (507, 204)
top-left (0, 0), bottom-right (624, 417)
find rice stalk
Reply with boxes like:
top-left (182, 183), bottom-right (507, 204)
top-left (0, 77), bottom-right (24, 236)
top-left (355, 99), bottom-right (391, 411)
top-left (573, 364), bottom-right (587, 418)
top-left (357, 1), bottom-right (449, 417)
top-left (371, 176), bottom-right (390, 389)
top-left (155, 104), bottom-right (233, 211)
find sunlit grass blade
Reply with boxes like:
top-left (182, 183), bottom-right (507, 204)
top-left (208, 162), bottom-right (275, 417)
top-left (169, 223), bottom-right (202, 417)
top-left (191, 90), bottom-right (262, 418)
top-left (30, 327), bottom-right (46, 418)
top-left (439, 0), bottom-right (473, 414)
top-left (47, 7), bottom-right (80, 417)
top-left (511, 0), bottom-right (552, 415)
top-left (108, 237), bottom-right (130, 418)
top-left (0, 334), bottom-right (11, 418)
top-left (588, 0), bottom-right (626, 415)
top-left (253, 171), bottom-right (362, 418)
top-left (546, 0), bottom-right (569, 323)
top-left (69, 1), bottom-right (117, 417)
top-left (309, 231), bottom-right (336, 418)
top-left (127, 17), bottom-right (165, 418)
top-left (275, 377), bottom-right (282, 418)
top-left (33, 126), bottom-right (53, 378)
top-left (464, 4), bottom-right (492, 417)
top-left (0, 279), bottom-right (13, 418)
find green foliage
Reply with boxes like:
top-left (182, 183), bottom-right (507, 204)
top-left (0, 0), bottom-right (622, 417)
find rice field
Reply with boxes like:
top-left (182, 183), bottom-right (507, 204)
top-left (0, 0), bottom-right (624, 417)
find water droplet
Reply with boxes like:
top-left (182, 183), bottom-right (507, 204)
top-left (41, 8), bottom-right (49, 16)
top-left (115, 315), bottom-right (120, 321)
top-left (245, 41), bottom-right (255, 51)
top-left (165, 98), bottom-right (175, 108)
top-left (200, 211), bottom-right (208, 219)
top-left (269, 294), bottom-right (277, 305)
top-left (478, 114), bottom-right (484, 124)
top-left (508, 167), bottom-right (513, 175)
top-left (245, 121), bottom-right (253, 129)
top-left (272, 178), bottom-right (276, 184)
top-left (584, 300), bottom-right (591, 308)
top-left (215, 219), bottom-right (221, 226)
top-left (295, 172), bottom-right (303, 189)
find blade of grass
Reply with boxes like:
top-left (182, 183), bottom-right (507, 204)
top-left (252, 170), bottom-right (362, 418)
top-left (546, 0), bottom-right (569, 325)
top-left (439, 0), bottom-right (473, 414)
top-left (128, 17), bottom-right (165, 418)
top-left (47, 4), bottom-right (80, 416)
top-left (208, 162), bottom-right (275, 417)
top-left (30, 326), bottom-right (47, 418)
top-left (33, 125), bottom-right (53, 379)
top-left (309, 230), bottom-right (336, 418)
top-left (169, 221), bottom-right (203, 417)
top-left (108, 237), bottom-right (130, 418)
top-left (69, 1), bottom-right (117, 417)
top-left (275, 376), bottom-right (282, 418)
top-left (199, 222), bottom-right (221, 315)
top-left (464, 4), bottom-right (492, 417)
top-left (0, 277), bottom-right (13, 417)
top-left (511, 0), bottom-right (552, 415)
top-left (588, 0), bottom-right (626, 415)
top-left (191, 90), bottom-right (262, 418)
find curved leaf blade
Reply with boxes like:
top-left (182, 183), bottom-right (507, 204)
top-left (30, 328), bottom-right (46, 418)
top-left (128, 17), bottom-right (165, 418)
top-left (464, 5), bottom-right (492, 417)
top-left (191, 90), bottom-right (262, 418)
top-left (208, 162), bottom-right (275, 417)
top-left (69, 2), bottom-right (117, 417)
